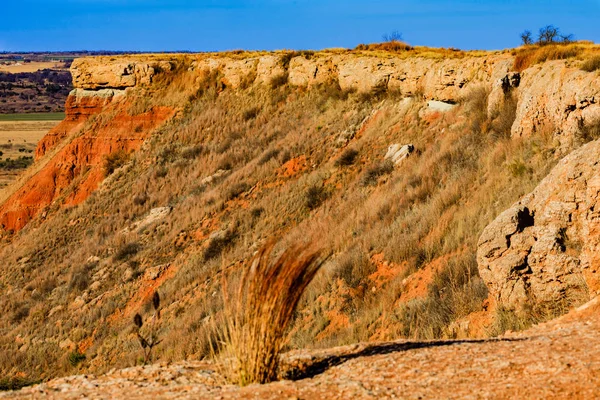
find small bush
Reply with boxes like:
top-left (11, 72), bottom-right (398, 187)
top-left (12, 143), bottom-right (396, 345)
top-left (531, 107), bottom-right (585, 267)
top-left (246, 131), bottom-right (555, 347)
top-left (181, 144), bottom-right (204, 160)
top-left (279, 51), bottom-right (314, 70)
top-left (360, 160), bottom-right (394, 186)
top-left (0, 156), bottom-right (33, 170)
top-left (113, 242), bottom-right (141, 262)
top-left (225, 182), bottom-right (251, 201)
top-left (69, 264), bottom-right (94, 293)
top-left (576, 117), bottom-right (600, 144)
top-left (103, 150), bottom-right (130, 176)
top-left (269, 73), bottom-right (288, 89)
top-left (67, 351), bottom-right (86, 367)
top-left (305, 184), bottom-right (328, 210)
top-left (581, 56), bottom-right (600, 72)
top-left (10, 304), bottom-right (30, 323)
top-left (204, 230), bottom-right (237, 261)
top-left (250, 207), bottom-right (264, 219)
top-left (0, 377), bottom-right (40, 391)
top-left (154, 166), bottom-right (168, 179)
top-left (133, 192), bottom-right (149, 206)
top-left (243, 106), bottom-right (261, 121)
top-left (508, 159), bottom-right (531, 177)
top-left (335, 148), bottom-right (359, 167)
top-left (217, 241), bottom-right (325, 385)
top-left (334, 249), bottom-right (374, 288)
top-left (258, 149), bottom-right (280, 165)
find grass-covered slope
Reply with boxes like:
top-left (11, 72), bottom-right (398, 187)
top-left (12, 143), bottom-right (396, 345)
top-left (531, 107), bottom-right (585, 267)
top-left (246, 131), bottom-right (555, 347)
top-left (0, 72), bottom-right (567, 383)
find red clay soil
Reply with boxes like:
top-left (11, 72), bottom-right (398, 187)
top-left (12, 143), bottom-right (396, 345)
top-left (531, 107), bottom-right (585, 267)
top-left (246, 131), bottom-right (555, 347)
top-left (0, 94), bottom-right (174, 232)
top-left (3, 297), bottom-right (599, 399)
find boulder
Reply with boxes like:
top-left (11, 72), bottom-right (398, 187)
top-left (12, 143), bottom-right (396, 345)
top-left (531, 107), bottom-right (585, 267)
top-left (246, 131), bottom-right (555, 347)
top-left (384, 144), bottom-right (414, 165)
top-left (477, 139), bottom-right (600, 308)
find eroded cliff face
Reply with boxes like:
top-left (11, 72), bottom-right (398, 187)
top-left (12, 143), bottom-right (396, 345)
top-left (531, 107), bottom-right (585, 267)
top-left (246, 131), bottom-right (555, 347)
top-left (1, 50), bottom-right (599, 235)
top-left (477, 139), bottom-right (600, 308)
top-left (0, 77), bottom-right (176, 232)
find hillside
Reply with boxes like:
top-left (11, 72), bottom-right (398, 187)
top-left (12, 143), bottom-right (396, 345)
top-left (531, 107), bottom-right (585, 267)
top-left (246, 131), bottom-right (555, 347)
top-left (1, 44), bottom-right (600, 388)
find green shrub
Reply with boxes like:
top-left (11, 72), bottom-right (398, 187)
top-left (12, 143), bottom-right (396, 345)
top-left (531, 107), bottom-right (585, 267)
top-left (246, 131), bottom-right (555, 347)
top-left (68, 351), bottom-right (86, 367)
top-left (269, 73), bottom-right (288, 89)
top-left (225, 182), bottom-right (251, 201)
top-left (0, 156), bottom-right (33, 170)
top-left (243, 106), bottom-right (261, 121)
top-left (335, 148), bottom-right (359, 167)
top-left (113, 242), bottom-right (141, 262)
top-left (103, 150), bottom-right (130, 176)
top-left (360, 160), bottom-right (394, 186)
top-left (204, 230), bottom-right (237, 261)
top-left (181, 144), bottom-right (204, 159)
top-left (305, 184), bottom-right (328, 210)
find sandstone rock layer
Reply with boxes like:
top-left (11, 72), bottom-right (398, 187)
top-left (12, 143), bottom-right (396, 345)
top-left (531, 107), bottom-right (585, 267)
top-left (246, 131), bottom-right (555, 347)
top-left (2, 51), bottom-right (600, 232)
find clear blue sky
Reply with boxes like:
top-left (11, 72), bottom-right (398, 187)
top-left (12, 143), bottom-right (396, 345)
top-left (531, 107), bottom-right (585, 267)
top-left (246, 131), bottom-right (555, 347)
top-left (2, 0), bottom-right (599, 52)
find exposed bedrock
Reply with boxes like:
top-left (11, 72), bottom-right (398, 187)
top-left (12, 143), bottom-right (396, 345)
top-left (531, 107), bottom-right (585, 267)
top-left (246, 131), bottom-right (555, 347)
top-left (477, 139), bottom-right (600, 308)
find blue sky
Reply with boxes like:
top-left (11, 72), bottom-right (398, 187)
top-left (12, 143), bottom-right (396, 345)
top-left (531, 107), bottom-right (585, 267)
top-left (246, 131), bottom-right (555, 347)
top-left (1, 0), bottom-right (599, 51)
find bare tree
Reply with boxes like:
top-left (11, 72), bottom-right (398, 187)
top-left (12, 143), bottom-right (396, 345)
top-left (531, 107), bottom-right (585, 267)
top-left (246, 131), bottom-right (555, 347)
top-left (560, 33), bottom-right (574, 44)
top-left (382, 30), bottom-right (403, 42)
top-left (537, 25), bottom-right (560, 45)
top-left (520, 30), bottom-right (533, 46)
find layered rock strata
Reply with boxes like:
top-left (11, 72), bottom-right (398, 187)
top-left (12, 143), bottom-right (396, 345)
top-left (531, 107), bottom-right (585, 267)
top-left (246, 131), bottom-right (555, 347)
top-left (1, 51), bottom-right (600, 232)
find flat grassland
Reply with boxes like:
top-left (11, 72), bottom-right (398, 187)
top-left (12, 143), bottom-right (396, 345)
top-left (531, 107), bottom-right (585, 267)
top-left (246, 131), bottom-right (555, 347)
top-left (0, 113), bottom-right (65, 121)
top-left (0, 116), bottom-right (60, 188)
top-left (0, 61), bottom-right (66, 73)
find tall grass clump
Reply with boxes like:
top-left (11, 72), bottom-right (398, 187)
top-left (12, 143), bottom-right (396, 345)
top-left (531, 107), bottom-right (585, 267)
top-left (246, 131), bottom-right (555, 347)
top-left (217, 241), bottom-right (325, 386)
top-left (513, 44), bottom-right (583, 72)
top-left (581, 55), bottom-right (600, 72)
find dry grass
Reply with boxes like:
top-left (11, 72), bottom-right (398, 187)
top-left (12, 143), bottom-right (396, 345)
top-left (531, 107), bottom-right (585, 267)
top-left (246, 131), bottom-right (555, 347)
top-left (581, 55), bottom-right (600, 72)
top-left (355, 41), bottom-right (412, 52)
top-left (216, 241), bottom-right (325, 385)
top-left (512, 42), bottom-right (600, 71)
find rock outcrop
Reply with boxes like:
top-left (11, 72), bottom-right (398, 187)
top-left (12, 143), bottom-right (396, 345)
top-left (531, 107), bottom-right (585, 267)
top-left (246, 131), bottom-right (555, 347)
top-left (477, 139), bottom-right (600, 308)
top-left (511, 60), bottom-right (600, 148)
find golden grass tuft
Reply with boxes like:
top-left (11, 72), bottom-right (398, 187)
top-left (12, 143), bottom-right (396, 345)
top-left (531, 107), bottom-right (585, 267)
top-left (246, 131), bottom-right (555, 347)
top-left (513, 43), bottom-right (587, 72)
top-left (217, 241), bottom-right (326, 386)
top-left (581, 55), bottom-right (600, 72)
